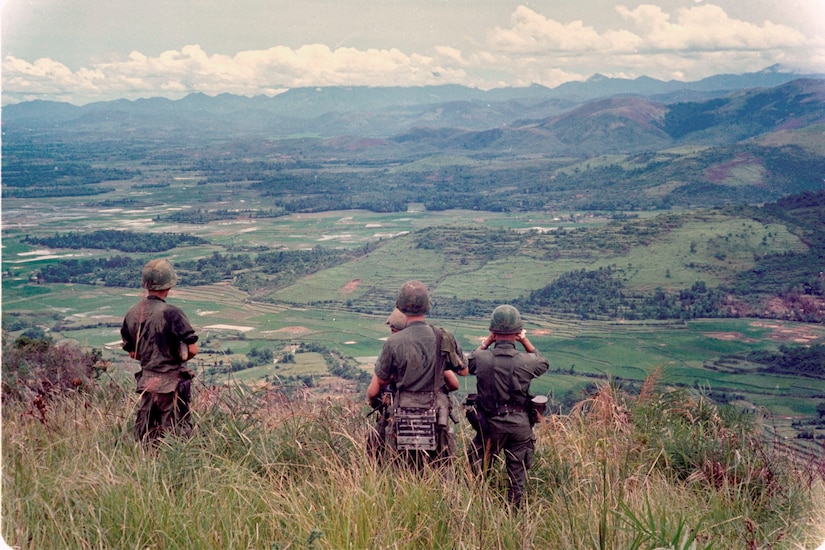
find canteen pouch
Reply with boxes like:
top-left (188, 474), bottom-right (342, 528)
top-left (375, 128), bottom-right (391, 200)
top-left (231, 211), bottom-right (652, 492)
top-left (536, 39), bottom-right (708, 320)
top-left (528, 395), bottom-right (548, 426)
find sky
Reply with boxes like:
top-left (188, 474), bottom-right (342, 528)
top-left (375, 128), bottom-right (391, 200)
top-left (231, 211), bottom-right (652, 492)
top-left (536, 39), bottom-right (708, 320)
top-left (2, 0), bottom-right (824, 105)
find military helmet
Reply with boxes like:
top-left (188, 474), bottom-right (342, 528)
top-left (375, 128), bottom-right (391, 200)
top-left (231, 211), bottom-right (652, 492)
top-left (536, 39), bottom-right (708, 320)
top-left (395, 280), bottom-right (431, 315)
top-left (386, 308), bottom-right (408, 331)
top-left (489, 304), bottom-right (523, 334)
top-left (142, 259), bottom-right (178, 290)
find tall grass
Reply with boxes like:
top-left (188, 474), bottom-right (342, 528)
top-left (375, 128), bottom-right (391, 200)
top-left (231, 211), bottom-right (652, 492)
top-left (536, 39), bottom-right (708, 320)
top-left (3, 375), bottom-right (824, 549)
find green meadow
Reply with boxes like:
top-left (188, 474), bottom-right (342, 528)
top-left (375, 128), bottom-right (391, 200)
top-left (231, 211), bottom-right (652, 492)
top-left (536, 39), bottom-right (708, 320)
top-left (3, 193), bottom-right (825, 447)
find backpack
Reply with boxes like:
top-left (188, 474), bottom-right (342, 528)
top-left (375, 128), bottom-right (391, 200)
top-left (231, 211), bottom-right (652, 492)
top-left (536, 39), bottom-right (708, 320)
top-left (393, 327), bottom-right (446, 451)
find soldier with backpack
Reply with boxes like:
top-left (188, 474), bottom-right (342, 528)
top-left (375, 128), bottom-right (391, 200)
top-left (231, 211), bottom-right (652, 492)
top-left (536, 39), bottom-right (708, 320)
top-left (366, 281), bottom-right (468, 468)
top-left (367, 307), bottom-right (462, 462)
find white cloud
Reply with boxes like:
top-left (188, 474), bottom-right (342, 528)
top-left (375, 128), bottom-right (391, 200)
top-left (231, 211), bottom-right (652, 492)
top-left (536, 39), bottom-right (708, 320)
top-left (2, 43), bottom-right (474, 103)
top-left (1, 3), bottom-right (823, 104)
top-left (615, 4), bottom-right (807, 51)
top-left (487, 6), bottom-right (642, 53)
top-left (479, 3), bottom-right (822, 82)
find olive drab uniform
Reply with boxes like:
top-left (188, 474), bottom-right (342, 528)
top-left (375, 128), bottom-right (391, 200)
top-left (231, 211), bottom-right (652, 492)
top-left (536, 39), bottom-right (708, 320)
top-left (121, 259), bottom-right (198, 444)
top-left (374, 321), bottom-right (464, 467)
top-left (466, 305), bottom-right (548, 506)
top-left (467, 342), bottom-right (548, 504)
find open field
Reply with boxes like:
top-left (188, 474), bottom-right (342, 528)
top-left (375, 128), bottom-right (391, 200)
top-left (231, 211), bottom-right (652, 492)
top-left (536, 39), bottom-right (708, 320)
top-left (4, 193), bottom-right (825, 449)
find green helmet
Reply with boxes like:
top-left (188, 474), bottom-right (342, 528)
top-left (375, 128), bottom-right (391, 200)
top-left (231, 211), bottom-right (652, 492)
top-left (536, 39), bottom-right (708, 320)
top-left (489, 305), bottom-right (523, 334)
top-left (395, 280), bottom-right (431, 315)
top-left (142, 259), bottom-right (178, 290)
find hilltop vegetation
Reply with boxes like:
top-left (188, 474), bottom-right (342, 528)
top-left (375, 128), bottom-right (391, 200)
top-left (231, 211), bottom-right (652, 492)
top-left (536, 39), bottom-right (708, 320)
top-left (2, 337), bottom-right (824, 549)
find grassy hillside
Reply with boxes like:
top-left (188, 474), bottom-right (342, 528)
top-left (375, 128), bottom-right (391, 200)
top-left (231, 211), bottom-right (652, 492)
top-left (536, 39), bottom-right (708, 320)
top-left (3, 357), bottom-right (825, 549)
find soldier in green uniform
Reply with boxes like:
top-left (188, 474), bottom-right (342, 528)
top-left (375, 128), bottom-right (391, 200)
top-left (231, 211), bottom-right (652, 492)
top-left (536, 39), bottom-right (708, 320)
top-left (466, 305), bottom-right (549, 506)
top-left (367, 307), bottom-right (462, 461)
top-left (367, 281), bottom-right (468, 467)
top-left (121, 259), bottom-right (199, 445)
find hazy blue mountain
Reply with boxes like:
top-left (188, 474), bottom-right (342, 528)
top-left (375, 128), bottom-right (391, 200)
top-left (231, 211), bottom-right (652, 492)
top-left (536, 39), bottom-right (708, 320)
top-left (3, 68), bottom-right (824, 160)
top-left (5, 65), bottom-right (823, 133)
top-left (377, 79), bottom-right (825, 156)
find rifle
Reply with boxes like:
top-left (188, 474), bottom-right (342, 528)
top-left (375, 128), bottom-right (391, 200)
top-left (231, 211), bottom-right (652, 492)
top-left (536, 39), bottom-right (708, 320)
top-left (366, 388), bottom-right (394, 418)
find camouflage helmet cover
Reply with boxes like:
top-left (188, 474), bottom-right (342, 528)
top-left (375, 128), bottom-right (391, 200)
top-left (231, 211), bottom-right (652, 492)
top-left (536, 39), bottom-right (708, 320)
top-left (395, 280), bottom-right (431, 315)
top-left (142, 259), bottom-right (178, 290)
top-left (489, 304), bottom-right (523, 334)
top-left (386, 308), bottom-right (408, 331)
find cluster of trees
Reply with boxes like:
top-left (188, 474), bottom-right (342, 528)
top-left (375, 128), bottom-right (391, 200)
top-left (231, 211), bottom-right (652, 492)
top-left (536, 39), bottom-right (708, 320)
top-left (310, 343), bottom-right (370, 384)
top-left (200, 340), bottom-right (366, 389)
top-left (24, 230), bottom-right (207, 253)
top-left (520, 268), bottom-right (628, 319)
top-left (3, 185), bottom-right (116, 198)
top-left (747, 344), bottom-right (825, 378)
top-left (449, 270), bottom-right (730, 321)
top-left (1, 160), bottom-right (136, 198)
top-left (36, 257), bottom-right (147, 287)
top-left (235, 245), bottom-right (374, 294)
top-left (246, 347), bottom-right (274, 366)
top-left (163, 208), bottom-right (286, 224)
top-left (1, 161), bottom-right (136, 188)
top-left (33, 247), bottom-right (367, 294)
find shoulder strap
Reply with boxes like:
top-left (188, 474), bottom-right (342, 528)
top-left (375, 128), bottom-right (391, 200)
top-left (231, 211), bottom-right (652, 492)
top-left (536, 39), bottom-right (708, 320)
top-left (431, 325), bottom-right (445, 394)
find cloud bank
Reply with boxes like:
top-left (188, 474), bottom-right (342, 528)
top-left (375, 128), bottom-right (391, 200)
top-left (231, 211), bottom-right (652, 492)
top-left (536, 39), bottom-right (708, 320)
top-left (3, 3), bottom-right (823, 105)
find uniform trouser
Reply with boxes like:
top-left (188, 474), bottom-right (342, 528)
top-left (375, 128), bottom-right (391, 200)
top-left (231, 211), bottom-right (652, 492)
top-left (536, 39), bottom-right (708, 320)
top-left (467, 413), bottom-right (535, 505)
top-left (134, 381), bottom-right (192, 444)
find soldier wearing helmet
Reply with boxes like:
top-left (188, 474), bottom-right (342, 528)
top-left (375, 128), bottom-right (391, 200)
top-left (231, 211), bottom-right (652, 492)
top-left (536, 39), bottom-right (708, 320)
top-left (465, 304), bottom-right (549, 506)
top-left (367, 307), bottom-right (463, 462)
top-left (367, 281), bottom-right (468, 467)
top-left (121, 259), bottom-right (199, 445)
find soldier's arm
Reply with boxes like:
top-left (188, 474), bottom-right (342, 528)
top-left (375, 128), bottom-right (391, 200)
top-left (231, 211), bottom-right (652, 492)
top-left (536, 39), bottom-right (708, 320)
top-left (120, 321), bottom-right (136, 358)
top-left (445, 331), bottom-right (469, 375)
top-left (443, 370), bottom-right (460, 391)
top-left (516, 330), bottom-right (537, 353)
top-left (367, 374), bottom-right (392, 399)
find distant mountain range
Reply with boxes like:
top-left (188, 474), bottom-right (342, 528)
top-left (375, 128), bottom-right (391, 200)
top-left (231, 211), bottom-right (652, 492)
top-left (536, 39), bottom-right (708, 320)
top-left (4, 66), bottom-right (825, 211)
top-left (5, 65), bottom-right (825, 142)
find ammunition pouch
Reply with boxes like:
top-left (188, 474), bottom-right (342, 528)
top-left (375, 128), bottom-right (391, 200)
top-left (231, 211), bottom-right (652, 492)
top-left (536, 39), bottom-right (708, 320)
top-left (395, 408), bottom-right (438, 450)
top-left (394, 391), bottom-right (439, 451)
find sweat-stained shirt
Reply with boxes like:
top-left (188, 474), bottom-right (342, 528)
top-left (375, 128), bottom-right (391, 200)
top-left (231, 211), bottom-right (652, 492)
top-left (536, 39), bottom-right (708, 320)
top-left (374, 320), bottom-right (464, 393)
top-left (121, 295), bottom-right (198, 393)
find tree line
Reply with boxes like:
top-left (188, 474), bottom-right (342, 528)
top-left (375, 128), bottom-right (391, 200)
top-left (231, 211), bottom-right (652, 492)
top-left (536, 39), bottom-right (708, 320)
top-left (24, 230), bottom-right (207, 253)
